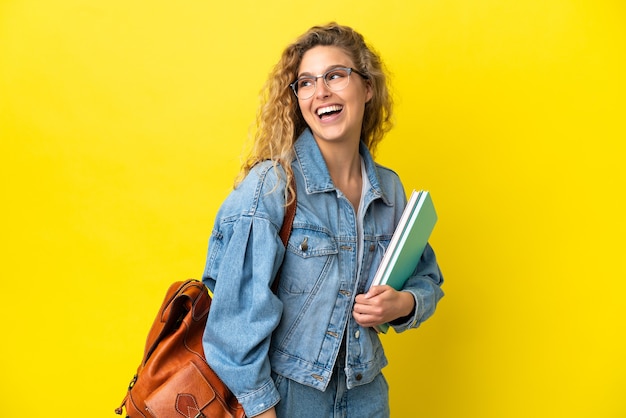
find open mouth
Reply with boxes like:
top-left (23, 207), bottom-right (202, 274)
top-left (317, 105), bottom-right (343, 119)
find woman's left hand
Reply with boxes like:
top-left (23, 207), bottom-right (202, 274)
top-left (352, 285), bottom-right (415, 328)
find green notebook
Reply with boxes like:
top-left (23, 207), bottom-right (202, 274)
top-left (370, 190), bottom-right (437, 333)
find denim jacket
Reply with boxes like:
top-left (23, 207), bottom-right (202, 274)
top-left (202, 129), bottom-right (444, 417)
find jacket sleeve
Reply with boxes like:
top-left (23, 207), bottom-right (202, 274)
top-left (390, 243), bottom-right (444, 333)
top-left (202, 167), bottom-right (287, 417)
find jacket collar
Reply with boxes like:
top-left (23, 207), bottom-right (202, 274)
top-left (293, 128), bottom-right (392, 206)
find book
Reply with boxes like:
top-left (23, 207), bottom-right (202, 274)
top-left (370, 190), bottom-right (437, 333)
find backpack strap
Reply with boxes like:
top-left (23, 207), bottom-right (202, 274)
top-left (272, 175), bottom-right (297, 293)
top-left (278, 176), bottom-right (297, 246)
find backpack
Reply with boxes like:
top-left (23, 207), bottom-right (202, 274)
top-left (116, 181), bottom-right (296, 417)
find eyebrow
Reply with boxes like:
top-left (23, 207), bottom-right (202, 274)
top-left (296, 64), bottom-right (351, 78)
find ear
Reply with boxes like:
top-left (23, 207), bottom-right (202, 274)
top-left (364, 80), bottom-right (373, 103)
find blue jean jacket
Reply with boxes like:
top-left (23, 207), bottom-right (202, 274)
top-left (202, 129), bottom-right (444, 417)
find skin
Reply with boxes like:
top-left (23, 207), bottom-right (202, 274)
top-left (253, 46), bottom-right (414, 418)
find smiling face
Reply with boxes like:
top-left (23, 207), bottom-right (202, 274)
top-left (296, 46), bottom-right (372, 148)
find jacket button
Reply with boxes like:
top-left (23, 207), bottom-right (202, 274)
top-left (355, 373), bottom-right (363, 381)
top-left (354, 330), bottom-right (360, 339)
top-left (369, 244), bottom-right (375, 252)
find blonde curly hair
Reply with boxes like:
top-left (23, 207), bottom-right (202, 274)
top-left (238, 22), bottom-right (394, 202)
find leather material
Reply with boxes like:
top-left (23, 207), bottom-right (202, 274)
top-left (117, 280), bottom-right (245, 418)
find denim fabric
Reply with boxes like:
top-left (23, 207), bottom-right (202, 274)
top-left (272, 358), bottom-right (390, 418)
top-left (202, 128), bottom-right (444, 417)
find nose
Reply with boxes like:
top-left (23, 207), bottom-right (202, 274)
top-left (315, 77), bottom-right (331, 98)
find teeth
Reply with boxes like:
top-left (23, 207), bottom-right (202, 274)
top-left (317, 105), bottom-right (343, 116)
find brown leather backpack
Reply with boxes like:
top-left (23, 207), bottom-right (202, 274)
top-left (116, 181), bottom-right (296, 417)
top-left (115, 279), bottom-right (246, 418)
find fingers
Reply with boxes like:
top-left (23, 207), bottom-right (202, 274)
top-left (352, 309), bottom-right (375, 327)
top-left (353, 299), bottom-right (384, 326)
top-left (364, 284), bottom-right (387, 299)
top-left (353, 286), bottom-right (396, 327)
top-left (355, 285), bottom-right (388, 304)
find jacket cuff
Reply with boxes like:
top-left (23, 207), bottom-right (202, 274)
top-left (389, 291), bottom-right (419, 332)
top-left (237, 378), bottom-right (280, 417)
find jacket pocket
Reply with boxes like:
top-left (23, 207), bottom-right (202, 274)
top-left (280, 227), bottom-right (337, 294)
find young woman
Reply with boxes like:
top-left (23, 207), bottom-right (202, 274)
top-left (202, 23), bottom-right (444, 418)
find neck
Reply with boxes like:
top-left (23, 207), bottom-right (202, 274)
top-left (316, 139), bottom-right (363, 211)
top-left (318, 140), bottom-right (362, 186)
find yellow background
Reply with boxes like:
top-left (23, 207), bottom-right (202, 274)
top-left (1, 0), bottom-right (624, 417)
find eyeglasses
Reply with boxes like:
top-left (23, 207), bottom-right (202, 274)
top-left (289, 67), bottom-right (368, 100)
